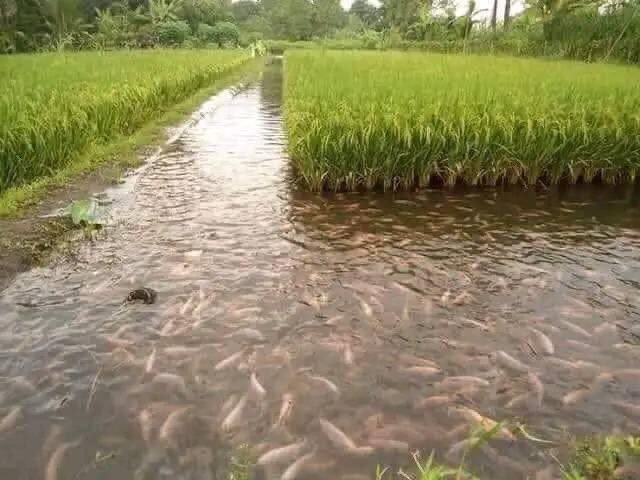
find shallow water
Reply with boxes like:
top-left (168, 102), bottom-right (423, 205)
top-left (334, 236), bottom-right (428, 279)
top-left (1, 61), bottom-right (640, 480)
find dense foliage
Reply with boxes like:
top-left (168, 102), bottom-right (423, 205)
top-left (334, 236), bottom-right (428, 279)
top-left (2, 0), bottom-right (640, 63)
top-left (285, 50), bottom-right (640, 191)
top-left (0, 50), bottom-right (250, 191)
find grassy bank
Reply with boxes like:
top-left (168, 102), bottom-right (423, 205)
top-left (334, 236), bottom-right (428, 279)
top-left (284, 50), bottom-right (640, 191)
top-left (0, 49), bottom-right (251, 194)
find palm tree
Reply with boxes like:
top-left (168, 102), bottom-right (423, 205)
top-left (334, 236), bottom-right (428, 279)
top-left (504, 0), bottom-right (511, 29)
top-left (148, 0), bottom-right (181, 23)
top-left (490, 0), bottom-right (498, 30)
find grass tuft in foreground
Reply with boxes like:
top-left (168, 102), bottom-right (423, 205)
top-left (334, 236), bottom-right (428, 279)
top-left (0, 50), bottom-right (250, 193)
top-left (284, 50), bottom-right (640, 191)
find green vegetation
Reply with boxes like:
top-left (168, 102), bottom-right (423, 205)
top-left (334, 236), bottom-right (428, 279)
top-left (3, 0), bottom-right (640, 64)
top-left (285, 50), bottom-right (640, 191)
top-left (0, 49), bottom-right (250, 192)
top-left (563, 435), bottom-right (640, 480)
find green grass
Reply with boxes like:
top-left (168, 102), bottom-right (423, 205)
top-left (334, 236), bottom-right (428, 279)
top-left (284, 50), bottom-right (640, 191)
top-left (0, 49), bottom-right (251, 193)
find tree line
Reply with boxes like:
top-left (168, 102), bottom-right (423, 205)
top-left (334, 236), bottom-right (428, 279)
top-left (1, 0), bottom-right (640, 62)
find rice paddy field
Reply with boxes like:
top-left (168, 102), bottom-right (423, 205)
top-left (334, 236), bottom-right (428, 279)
top-left (0, 50), bottom-right (250, 192)
top-left (284, 50), bottom-right (640, 191)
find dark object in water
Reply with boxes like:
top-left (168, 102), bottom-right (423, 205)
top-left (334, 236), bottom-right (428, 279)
top-left (126, 288), bottom-right (157, 304)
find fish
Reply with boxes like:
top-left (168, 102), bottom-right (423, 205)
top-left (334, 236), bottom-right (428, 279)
top-left (325, 315), bottom-right (344, 326)
top-left (448, 406), bottom-right (514, 440)
top-left (159, 406), bottom-right (191, 446)
top-left (180, 294), bottom-right (196, 316)
top-left (404, 366), bottom-right (441, 377)
top-left (138, 409), bottom-right (153, 444)
top-left (220, 394), bottom-right (239, 419)
top-left (529, 328), bottom-right (554, 355)
top-left (164, 346), bottom-right (201, 357)
top-left (562, 387), bottom-right (592, 406)
top-left (221, 395), bottom-right (248, 431)
top-left (415, 395), bottom-right (451, 409)
top-left (256, 440), bottom-right (308, 467)
top-left (528, 373), bottom-right (545, 407)
top-left (281, 450), bottom-right (316, 480)
top-left (145, 348), bottom-right (157, 373)
top-left (461, 317), bottom-right (491, 331)
top-left (399, 354), bottom-right (439, 368)
top-left (369, 438), bottom-right (409, 453)
top-left (561, 320), bottom-right (592, 338)
top-left (0, 406), bottom-right (22, 432)
top-left (248, 373), bottom-right (266, 401)
top-left (505, 393), bottom-right (529, 409)
top-left (611, 401), bottom-right (640, 419)
top-left (437, 376), bottom-right (490, 390)
top-left (446, 439), bottom-right (472, 462)
top-left (452, 291), bottom-right (473, 305)
top-left (494, 351), bottom-right (529, 374)
top-left (151, 373), bottom-right (189, 397)
top-left (42, 425), bottom-right (64, 461)
top-left (440, 290), bottom-right (451, 305)
top-left (215, 350), bottom-right (245, 371)
top-left (354, 295), bottom-right (373, 317)
top-left (343, 345), bottom-right (354, 365)
top-left (308, 375), bottom-right (340, 395)
top-left (45, 440), bottom-right (80, 480)
top-left (160, 319), bottom-right (175, 336)
top-left (226, 328), bottom-right (264, 342)
top-left (594, 322), bottom-right (617, 335)
top-left (276, 393), bottom-right (294, 427)
top-left (612, 369), bottom-right (640, 380)
top-left (318, 418), bottom-right (357, 450)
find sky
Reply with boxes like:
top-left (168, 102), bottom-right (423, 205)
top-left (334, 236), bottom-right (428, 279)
top-left (339, 0), bottom-right (526, 21)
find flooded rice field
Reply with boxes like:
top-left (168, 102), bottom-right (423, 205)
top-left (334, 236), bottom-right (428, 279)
top-left (1, 61), bottom-right (640, 480)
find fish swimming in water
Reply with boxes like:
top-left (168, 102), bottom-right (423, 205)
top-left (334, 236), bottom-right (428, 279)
top-left (256, 440), bottom-right (308, 467)
top-left (529, 328), bottom-right (554, 356)
top-left (281, 450), bottom-right (316, 480)
top-left (138, 409), bottom-right (153, 444)
top-left (318, 418), bottom-right (357, 450)
top-left (307, 374), bottom-right (340, 395)
top-left (151, 373), bottom-right (189, 397)
top-left (221, 395), bottom-right (248, 432)
top-left (248, 373), bottom-right (267, 401)
top-left (0, 405), bottom-right (22, 432)
top-left (276, 393), bottom-right (294, 427)
top-left (45, 440), bottom-right (80, 480)
top-left (494, 350), bottom-right (530, 374)
top-left (215, 350), bottom-right (245, 371)
top-left (145, 348), bottom-right (156, 373)
top-left (159, 406), bottom-right (191, 446)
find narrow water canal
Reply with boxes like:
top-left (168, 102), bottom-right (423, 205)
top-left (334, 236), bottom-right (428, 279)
top-left (1, 60), bottom-right (640, 480)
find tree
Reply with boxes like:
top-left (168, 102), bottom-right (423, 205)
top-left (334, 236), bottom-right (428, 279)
top-left (490, 0), bottom-right (498, 30)
top-left (312, 0), bottom-right (347, 36)
top-left (231, 0), bottom-right (259, 23)
top-left (148, 0), bottom-right (181, 23)
top-left (268, 0), bottom-right (313, 39)
top-left (349, 0), bottom-right (380, 28)
top-left (179, 0), bottom-right (229, 30)
top-left (210, 20), bottom-right (239, 45)
top-left (504, 0), bottom-right (511, 28)
top-left (380, 0), bottom-right (429, 32)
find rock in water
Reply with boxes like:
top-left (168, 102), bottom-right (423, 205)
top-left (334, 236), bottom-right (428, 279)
top-left (126, 288), bottom-right (157, 304)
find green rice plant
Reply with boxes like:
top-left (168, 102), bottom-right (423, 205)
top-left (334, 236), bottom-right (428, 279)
top-left (0, 50), bottom-right (251, 192)
top-left (284, 50), bottom-right (640, 191)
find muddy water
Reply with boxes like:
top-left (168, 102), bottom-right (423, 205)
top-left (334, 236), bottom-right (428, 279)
top-left (1, 61), bottom-right (640, 480)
